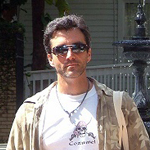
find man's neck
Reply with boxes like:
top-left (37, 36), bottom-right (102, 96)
top-left (57, 76), bottom-right (91, 95)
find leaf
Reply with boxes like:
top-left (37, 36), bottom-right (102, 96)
top-left (55, 0), bottom-right (70, 16)
top-left (45, 0), bottom-right (53, 5)
top-left (41, 13), bottom-right (52, 28)
top-left (25, 72), bottom-right (31, 77)
top-left (20, 8), bottom-right (28, 13)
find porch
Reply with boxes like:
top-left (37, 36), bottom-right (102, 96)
top-left (0, 143), bottom-right (7, 150)
top-left (24, 63), bottom-right (150, 99)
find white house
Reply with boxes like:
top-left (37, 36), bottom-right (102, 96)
top-left (19, 0), bottom-right (150, 70)
top-left (18, 0), bottom-right (150, 98)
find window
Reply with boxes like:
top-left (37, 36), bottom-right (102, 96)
top-left (124, 2), bottom-right (150, 39)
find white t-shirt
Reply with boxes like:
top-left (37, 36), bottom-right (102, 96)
top-left (39, 85), bottom-right (99, 150)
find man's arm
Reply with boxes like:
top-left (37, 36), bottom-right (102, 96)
top-left (123, 93), bottom-right (150, 150)
top-left (6, 103), bottom-right (33, 150)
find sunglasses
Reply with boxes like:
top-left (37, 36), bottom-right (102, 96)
top-left (51, 43), bottom-right (89, 56)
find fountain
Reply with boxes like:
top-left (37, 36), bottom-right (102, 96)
top-left (113, 0), bottom-right (150, 136)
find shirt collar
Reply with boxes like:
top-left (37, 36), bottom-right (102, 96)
top-left (88, 77), bottom-right (113, 97)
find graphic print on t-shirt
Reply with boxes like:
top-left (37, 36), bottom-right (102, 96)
top-left (69, 120), bottom-right (96, 146)
top-left (39, 85), bottom-right (99, 149)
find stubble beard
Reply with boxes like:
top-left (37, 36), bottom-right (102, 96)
top-left (56, 65), bottom-right (87, 79)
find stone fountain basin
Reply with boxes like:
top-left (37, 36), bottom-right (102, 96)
top-left (113, 40), bottom-right (150, 61)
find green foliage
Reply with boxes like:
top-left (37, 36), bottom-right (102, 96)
top-left (42, 13), bottom-right (52, 28)
top-left (0, 22), bottom-right (25, 114)
top-left (45, 0), bottom-right (53, 5)
top-left (55, 0), bottom-right (70, 16)
top-left (0, 21), bottom-right (25, 35)
top-left (43, 0), bottom-right (70, 27)
top-left (0, 0), bottom-right (28, 18)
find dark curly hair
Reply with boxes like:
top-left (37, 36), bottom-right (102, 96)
top-left (43, 14), bottom-right (91, 54)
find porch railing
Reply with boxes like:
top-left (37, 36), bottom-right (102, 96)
top-left (0, 143), bottom-right (7, 150)
top-left (24, 63), bottom-right (150, 99)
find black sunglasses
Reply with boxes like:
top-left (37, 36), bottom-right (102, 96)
top-left (51, 43), bottom-right (89, 56)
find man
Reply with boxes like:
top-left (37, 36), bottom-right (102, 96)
top-left (7, 15), bottom-right (150, 150)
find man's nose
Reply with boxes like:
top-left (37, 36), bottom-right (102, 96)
top-left (65, 48), bottom-right (75, 59)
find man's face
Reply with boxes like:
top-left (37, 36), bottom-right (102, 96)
top-left (47, 28), bottom-right (91, 79)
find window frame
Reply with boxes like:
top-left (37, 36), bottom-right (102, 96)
top-left (118, 0), bottom-right (150, 40)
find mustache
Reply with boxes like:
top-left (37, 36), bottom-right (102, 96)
top-left (64, 60), bottom-right (79, 65)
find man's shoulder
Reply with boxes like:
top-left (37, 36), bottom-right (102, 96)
top-left (90, 77), bottom-right (134, 105)
top-left (15, 82), bottom-right (57, 121)
top-left (24, 81), bottom-right (57, 104)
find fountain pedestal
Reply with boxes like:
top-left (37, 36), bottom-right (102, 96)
top-left (113, 1), bottom-right (150, 136)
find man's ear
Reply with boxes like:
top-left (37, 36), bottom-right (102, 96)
top-left (47, 54), bottom-right (54, 67)
top-left (87, 48), bottom-right (92, 63)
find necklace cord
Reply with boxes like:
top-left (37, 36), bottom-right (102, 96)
top-left (56, 80), bottom-right (90, 118)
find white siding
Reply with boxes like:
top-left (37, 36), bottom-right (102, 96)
top-left (20, 0), bottom-right (119, 70)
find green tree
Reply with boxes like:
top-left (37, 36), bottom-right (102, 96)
top-left (31, 0), bottom-right (70, 70)
top-left (0, 0), bottom-right (70, 70)
top-left (0, 0), bottom-right (27, 22)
